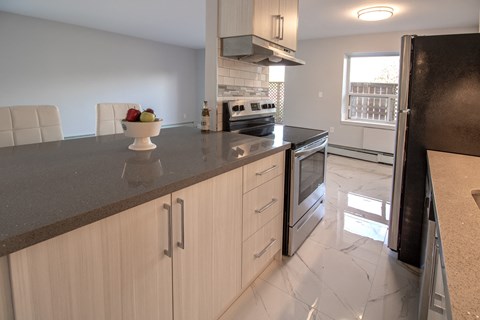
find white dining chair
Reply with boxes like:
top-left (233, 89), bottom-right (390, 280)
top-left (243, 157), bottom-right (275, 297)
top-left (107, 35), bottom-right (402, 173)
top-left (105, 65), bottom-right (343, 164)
top-left (96, 103), bottom-right (141, 136)
top-left (0, 105), bottom-right (64, 148)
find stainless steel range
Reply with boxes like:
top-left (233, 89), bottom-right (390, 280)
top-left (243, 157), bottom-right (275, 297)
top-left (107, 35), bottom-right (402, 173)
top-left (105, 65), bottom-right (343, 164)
top-left (223, 99), bottom-right (328, 256)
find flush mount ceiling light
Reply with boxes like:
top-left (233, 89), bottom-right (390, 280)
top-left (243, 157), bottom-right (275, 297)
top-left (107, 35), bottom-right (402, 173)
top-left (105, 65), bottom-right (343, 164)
top-left (357, 6), bottom-right (394, 21)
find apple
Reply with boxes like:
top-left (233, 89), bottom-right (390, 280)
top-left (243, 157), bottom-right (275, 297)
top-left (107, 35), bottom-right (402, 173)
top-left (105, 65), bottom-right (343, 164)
top-left (125, 108), bottom-right (141, 122)
top-left (145, 108), bottom-right (155, 114)
top-left (139, 111), bottom-right (156, 122)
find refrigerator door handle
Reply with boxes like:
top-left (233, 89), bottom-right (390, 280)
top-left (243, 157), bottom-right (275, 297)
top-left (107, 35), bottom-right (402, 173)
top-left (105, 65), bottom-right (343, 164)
top-left (399, 109), bottom-right (411, 114)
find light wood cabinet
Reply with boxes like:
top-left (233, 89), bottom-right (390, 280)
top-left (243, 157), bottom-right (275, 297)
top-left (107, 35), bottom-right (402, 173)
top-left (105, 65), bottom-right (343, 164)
top-left (243, 174), bottom-right (284, 240)
top-left (0, 256), bottom-right (14, 320)
top-left (242, 214), bottom-right (283, 288)
top-left (219, 0), bottom-right (299, 51)
top-left (277, 0), bottom-right (298, 50)
top-left (243, 151), bottom-right (284, 193)
top-left (6, 155), bottom-right (278, 320)
top-left (241, 152), bottom-right (285, 288)
top-left (172, 167), bottom-right (242, 320)
top-left (9, 195), bottom-right (173, 320)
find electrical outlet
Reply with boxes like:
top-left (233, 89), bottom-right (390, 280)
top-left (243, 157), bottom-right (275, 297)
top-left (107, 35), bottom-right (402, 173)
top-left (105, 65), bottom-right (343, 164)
top-left (329, 127), bottom-right (335, 133)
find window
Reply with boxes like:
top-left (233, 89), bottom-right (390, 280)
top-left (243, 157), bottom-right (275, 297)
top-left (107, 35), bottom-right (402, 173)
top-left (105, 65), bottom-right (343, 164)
top-left (269, 66), bottom-right (285, 124)
top-left (343, 54), bottom-right (399, 127)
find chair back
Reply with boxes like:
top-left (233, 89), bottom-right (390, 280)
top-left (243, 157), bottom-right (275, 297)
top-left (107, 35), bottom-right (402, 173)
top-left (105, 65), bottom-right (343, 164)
top-left (0, 105), bottom-right (64, 147)
top-left (96, 103), bottom-right (140, 136)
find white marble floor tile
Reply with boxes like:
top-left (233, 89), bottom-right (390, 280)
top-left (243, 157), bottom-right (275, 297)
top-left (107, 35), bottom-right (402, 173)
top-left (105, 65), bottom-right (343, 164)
top-left (259, 239), bottom-right (376, 320)
top-left (218, 277), bottom-right (330, 320)
top-left (326, 155), bottom-right (393, 205)
top-left (308, 208), bottom-right (386, 265)
top-left (362, 247), bottom-right (420, 320)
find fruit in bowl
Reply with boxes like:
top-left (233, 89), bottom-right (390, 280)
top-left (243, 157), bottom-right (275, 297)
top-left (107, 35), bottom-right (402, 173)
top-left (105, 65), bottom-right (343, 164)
top-left (139, 111), bottom-right (156, 122)
top-left (122, 107), bottom-right (163, 151)
top-left (125, 108), bottom-right (142, 122)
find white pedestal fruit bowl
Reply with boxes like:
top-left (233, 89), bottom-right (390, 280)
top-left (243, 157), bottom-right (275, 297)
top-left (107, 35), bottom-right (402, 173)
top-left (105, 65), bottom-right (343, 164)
top-left (121, 119), bottom-right (163, 151)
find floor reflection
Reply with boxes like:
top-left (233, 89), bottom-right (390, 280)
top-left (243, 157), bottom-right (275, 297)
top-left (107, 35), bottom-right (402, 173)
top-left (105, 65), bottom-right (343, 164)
top-left (344, 212), bottom-right (388, 242)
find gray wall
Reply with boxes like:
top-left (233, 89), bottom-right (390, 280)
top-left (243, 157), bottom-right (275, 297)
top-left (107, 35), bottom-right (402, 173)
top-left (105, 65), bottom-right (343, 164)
top-left (284, 27), bottom-right (477, 152)
top-left (0, 11), bottom-right (201, 137)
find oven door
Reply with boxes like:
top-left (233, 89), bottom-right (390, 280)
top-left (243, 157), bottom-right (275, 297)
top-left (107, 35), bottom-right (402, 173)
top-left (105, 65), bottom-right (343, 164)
top-left (289, 137), bottom-right (328, 225)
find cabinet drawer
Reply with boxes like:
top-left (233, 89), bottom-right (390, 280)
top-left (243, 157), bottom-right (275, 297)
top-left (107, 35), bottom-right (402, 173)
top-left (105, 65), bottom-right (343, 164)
top-left (243, 174), bottom-right (284, 241)
top-left (242, 214), bottom-right (282, 288)
top-left (243, 152), bottom-right (284, 193)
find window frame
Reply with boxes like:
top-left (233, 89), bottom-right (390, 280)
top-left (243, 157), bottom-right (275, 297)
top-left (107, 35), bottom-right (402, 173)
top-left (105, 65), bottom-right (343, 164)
top-left (341, 53), bottom-right (399, 130)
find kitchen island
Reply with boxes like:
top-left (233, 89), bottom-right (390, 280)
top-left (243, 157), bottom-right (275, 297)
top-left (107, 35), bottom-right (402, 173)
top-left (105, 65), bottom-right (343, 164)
top-left (0, 126), bottom-right (289, 256)
top-left (0, 126), bottom-right (289, 320)
top-left (427, 150), bottom-right (480, 320)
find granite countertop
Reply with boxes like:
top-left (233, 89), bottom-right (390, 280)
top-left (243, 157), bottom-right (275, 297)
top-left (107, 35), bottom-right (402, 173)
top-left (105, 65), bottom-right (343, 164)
top-left (0, 126), bottom-right (290, 257)
top-left (427, 150), bottom-right (480, 320)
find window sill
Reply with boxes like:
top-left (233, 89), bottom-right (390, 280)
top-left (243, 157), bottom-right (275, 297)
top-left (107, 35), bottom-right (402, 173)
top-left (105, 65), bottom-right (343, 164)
top-left (341, 119), bottom-right (396, 131)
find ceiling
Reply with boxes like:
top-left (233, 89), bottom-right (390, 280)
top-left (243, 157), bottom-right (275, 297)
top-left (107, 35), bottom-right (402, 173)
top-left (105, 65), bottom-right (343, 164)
top-left (0, 0), bottom-right (478, 49)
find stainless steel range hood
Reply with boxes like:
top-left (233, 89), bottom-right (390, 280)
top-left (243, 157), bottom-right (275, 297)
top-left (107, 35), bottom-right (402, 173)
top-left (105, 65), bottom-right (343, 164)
top-left (221, 35), bottom-right (305, 66)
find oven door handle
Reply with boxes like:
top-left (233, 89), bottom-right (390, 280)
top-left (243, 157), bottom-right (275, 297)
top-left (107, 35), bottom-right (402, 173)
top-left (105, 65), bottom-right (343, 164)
top-left (295, 139), bottom-right (328, 158)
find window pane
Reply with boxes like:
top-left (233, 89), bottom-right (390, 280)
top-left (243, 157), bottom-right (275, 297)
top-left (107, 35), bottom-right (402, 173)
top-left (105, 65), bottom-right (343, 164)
top-left (350, 56), bottom-right (399, 83)
top-left (345, 54), bottom-right (399, 124)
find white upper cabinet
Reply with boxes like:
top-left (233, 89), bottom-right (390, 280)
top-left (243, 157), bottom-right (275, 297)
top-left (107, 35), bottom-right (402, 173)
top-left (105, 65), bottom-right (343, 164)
top-left (219, 0), bottom-right (299, 51)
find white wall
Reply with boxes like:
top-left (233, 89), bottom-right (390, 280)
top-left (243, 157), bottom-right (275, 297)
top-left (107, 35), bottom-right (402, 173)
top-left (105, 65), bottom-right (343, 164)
top-left (0, 11), bottom-right (201, 137)
top-left (284, 27), bottom-right (477, 152)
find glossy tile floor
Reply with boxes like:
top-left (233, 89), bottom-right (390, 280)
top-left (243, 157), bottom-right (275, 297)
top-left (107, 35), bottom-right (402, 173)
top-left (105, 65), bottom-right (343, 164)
top-left (220, 155), bottom-right (420, 320)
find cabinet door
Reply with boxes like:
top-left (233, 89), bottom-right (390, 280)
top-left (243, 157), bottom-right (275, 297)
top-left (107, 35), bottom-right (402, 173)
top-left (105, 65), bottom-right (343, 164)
top-left (9, 196), bottom-right (173, 320)
top-left (172, 168), bottom-right (242, 320)
top-left (278, 0), bottom-right (298, 50)
top-left (0, 256), bottom-right (14, 320)
top-left (212, 167), bottom-right (242, 317)
top-left (172, 178), bottom-right (214, 320)
top-left (253, 0), bottom-right (280, 42)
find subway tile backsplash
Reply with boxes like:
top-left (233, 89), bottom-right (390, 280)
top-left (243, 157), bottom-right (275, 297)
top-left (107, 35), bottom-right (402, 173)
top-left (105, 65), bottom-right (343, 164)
top-left (218, 56), bottom-right (269, 98)
top-left (218, 85), bottom-right (268, 97)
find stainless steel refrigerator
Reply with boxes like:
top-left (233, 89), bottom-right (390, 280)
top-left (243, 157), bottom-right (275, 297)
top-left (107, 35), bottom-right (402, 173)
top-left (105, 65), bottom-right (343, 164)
top-left (388, 33), bottom-right (480, 267)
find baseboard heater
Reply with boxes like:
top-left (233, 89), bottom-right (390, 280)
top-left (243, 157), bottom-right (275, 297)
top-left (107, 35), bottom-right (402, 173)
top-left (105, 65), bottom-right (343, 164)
top-left (327, 143), bottom-right (394, 165)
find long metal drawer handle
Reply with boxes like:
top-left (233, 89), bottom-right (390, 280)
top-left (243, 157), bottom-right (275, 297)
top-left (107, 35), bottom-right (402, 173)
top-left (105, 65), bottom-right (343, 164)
top-left (279, 16), bottom-right (284, 40)
top-left (256, 165), bottom-right (277, 176)
top-left (275, 14), bottom-right (282, 39)
top-left (255, 198), bottom-right (278, 213)
top-left (254, 238), bottom-right (277, 259)
top-left (177, 198), bottom-right (185, 249)
top-left (163, 203), bottom-right (173, 258)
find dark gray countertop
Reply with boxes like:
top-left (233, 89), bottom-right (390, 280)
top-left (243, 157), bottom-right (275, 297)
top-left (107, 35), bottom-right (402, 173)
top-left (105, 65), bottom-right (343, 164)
top-left (0, 126), bottom-right (290, 256)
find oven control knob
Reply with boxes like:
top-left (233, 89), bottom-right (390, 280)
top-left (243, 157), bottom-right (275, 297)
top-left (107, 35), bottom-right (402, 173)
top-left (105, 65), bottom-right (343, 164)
top-left (232, 105), bottom-right (240, 112)
top-left (262, 104), bottom-right (268, 109)
top-left (239, 105), bottom-right (245, 111)
top-left (270, 103), bottom-right (276, 109)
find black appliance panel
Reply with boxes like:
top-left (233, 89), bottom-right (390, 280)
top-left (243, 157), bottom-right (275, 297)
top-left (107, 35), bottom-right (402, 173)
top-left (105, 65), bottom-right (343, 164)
top-left (399, 33), bottom-right (480, 266)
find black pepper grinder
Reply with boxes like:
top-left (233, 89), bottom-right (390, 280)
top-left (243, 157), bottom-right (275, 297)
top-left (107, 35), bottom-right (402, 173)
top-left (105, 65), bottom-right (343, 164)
top-left (201, 100), bottom-right (210, 133)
